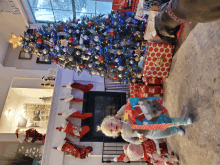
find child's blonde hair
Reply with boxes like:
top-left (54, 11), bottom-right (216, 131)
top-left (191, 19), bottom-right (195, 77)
top-left (97, 116), bottom-right (120, 138)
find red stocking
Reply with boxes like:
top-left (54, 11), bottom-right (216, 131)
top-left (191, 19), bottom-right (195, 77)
top-left (54, 139), bottom-right (93, 159)
top-left (63, 83), bottom-right (93, 93)
top-left (56, 121), bottom-right (90, 138)
top-left (58, 108), bottom-right (92, 119)
top-left (159, 142), bottom-right (168, 155)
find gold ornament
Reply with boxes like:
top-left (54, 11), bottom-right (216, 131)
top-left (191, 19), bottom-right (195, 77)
top-left (154, 58), bottom-right (164, 66)
top-left (117, 49), bottom-right (122, 55)
top-left (8, 33), bottom-right (23, 49)
top-left (134, 47), bottom-right (143, 56)
top-left (135, 56), bottom-right (140, 62)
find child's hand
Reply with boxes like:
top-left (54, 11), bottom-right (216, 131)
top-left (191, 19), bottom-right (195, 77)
top-left (114, 115), bottom-right (121, 120)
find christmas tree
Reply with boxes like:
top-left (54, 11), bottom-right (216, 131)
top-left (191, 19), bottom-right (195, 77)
top-left (22, 11), bottom-right (146, 83)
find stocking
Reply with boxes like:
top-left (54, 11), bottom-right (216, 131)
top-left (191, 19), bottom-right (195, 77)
top-left (62, 82), bottom-right (93, 93)
top-left (58, 108), bottom-right (92, 119)
top-left (54, 138), bottom-right (93, 159)
top-left (56, 121), bottom-right (90, 138)
top-left (159, 142), bottom-right (168, 155)
top-left (60, 95), bottom-right (85, 103)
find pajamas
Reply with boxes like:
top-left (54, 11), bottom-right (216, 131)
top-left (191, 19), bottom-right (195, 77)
top-left (147, 127), bottom-right (181, 139)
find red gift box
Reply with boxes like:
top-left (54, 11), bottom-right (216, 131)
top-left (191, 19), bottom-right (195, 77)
top-left (129, 83), bottom-right (143, 98)
top-left (112, 0), bottom-right (139, 12)
top-left (142, 76), bottom-right (163, 86)
top-left (143, 42), bottom-right (175, 78)
top-left (139, 85), bottom-right (163, 97)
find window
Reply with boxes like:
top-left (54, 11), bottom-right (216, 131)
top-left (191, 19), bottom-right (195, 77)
top-left (81, 91), bottom-right (126, 142)
top-left (26, 0), bottom-right (113, 23)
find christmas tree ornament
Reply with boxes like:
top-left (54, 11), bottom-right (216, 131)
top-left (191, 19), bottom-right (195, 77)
top-left (49, 38), bottom-right (54, 42)
top-left (76, 51), bottom-right (81, 55)
top-left (76, 29), bottom-right (80, 33)
top-left (68, 37), bottom-right (73, 43)
top-left (115, 58), bottom-right (119, 63)
top-left (87, 22), bottom-right (92, 27)
top-left (134, 47), bottom-right (144, 56)
top-left (119, 74), bottom-right (123, 78)
top-left (68, 29), bottom-right (73, 33)
top-left (63, 48), bottom-right (67, 52)
top-left (25, 35), bottom-right (30, 41)
top-left (98, 56), bottom-right (104, 61)
top-left (118, 66), bottom-right (124, 71)
top-left (130, 60), bottom-right (134, 64)
top-left (56, 120), bottom-right (90, 139)
top-left (61, 39), bottom-right (68, 47)
top-left (53, 58), bottom-right (58, 63)
top-left (95, 46), bottom-right (100, 50)
top-left (135, 56), bottom-right (140, 61)
top-left (110, 30), bottom-right (115, 36)
top-left (117, 49), bottom-right (122, 55)
top-left (68, 56), bottom-right (73, 61)
top-left (95, 61), bottom-right (101, 65)
top-left (110, 63), bottom-right (115, 68)
top-left (113, 76), bottom-right (118, 80)
top-left (91, 71), bottom-right (96, 75)
top-left (87, 51), bottom-right (92, 56)
top-left (8, 33), bottom-right (23, 49)
top-left (59, 26), bottom-right (64, 30)
top-left (43, 49), bottom-right (48, 54)
top-left (62, 82), bottom-right (93, 93)
top-left (105, 18), bottom-right (110, 23)
top-left (80, 64), bottom-right (85, 69)
top-left (50, 48), bottom-right (54, 51)
top-left (137, 73), bottom-right (142, 79)
top-left (103, 31), bottom-right (107, 36)
top-left (101, 73), bottom-right (104, 77)
top-left (37, 38), bottom-right (43, 44)
top-left (33, 28), bottom-right (38, 33)
top-left (83, 35), bottom-right (89, 40)
top-left (121, 12), bottom-right (126, 17)
top-left (88, 63), bottom-right (93, 68)
top-left (94, 36), bottom-right (99, 42)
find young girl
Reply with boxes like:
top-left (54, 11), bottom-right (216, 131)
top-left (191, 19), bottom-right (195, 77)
top-left (97, 105), bottom-right (192, 144)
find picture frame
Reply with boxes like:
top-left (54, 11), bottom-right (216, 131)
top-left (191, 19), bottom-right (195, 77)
top-left (18, 51), bottom-right (32, 60)
top-left (36, 57), bottom-right (51, 64)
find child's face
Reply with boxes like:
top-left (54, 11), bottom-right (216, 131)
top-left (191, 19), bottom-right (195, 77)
top-left (107, 119), bottom-right (122, 134)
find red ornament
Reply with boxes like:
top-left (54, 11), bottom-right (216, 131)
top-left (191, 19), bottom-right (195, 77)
top-left (59, 26), bottom-right (64, 30)
top-left (105, 18), bottom-right (110, 23)
top-left (38, 38), bottom-right (43, 44)
top-left (121, 12), bottom-right (126, 17)
top-left (80, 64), bottom-right (85, 69)
top-left (50, 45), bottom-right (54, 48)
top-left (110, 30), bottom-right (115, 36)
top-left (33, 29), bottom-right (37, 33)
top-left (107, 73), bottom-right (109, 77)
top-left (68, 37), bottom-right (73, 43)
top-left (110, 63), bottom-right (115, 68)
top-left (87, 22), bottom-right (92, 27)
top-left (98, 56), bottom-right (104, 61)
top-left (53, 58), bottom-right (58, 63)
top-left (113, 76), bottom-right (118, 80)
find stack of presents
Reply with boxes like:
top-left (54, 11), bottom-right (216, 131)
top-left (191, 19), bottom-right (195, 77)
top-left (112, 0), bottom-right (176, 130)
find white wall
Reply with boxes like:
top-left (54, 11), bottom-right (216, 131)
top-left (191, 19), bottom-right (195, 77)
top-left (0, 32), bottom-right (9, 64)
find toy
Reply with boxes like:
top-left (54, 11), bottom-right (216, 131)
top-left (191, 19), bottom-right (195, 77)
top-left (114, 139), bottom-right (170, 163)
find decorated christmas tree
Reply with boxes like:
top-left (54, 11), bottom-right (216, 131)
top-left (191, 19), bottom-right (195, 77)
top-left (21, 12), bottom-right (146, 83)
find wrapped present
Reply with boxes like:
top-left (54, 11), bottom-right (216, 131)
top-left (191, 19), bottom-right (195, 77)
top-left (139, 85), bottom-right (163, 97)
top-left (124, 97), bottom-right (170, 130)
top-left (129, 83), bottom-right (143, 98)
top-left (144, 11), bottom-right (164, 43)
top-left (138, 56), bottom-right (145, 69)
top-left (143, 42), bottom-right (175, 78)
top-left (112, 0), bottom-right (139, 12)
top-left (134, 0), bottom-right (148, 21)
top-left (142, 76), bottom-right (163, 85)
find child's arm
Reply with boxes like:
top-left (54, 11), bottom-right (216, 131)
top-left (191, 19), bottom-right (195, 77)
top-left (115, 105), bottom-right (126, 119)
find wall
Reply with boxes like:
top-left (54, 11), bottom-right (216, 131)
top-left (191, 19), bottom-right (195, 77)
top-left (0, 32), bottom-right (9, 64)
top-left (3, 45), bottom-right (57, 70)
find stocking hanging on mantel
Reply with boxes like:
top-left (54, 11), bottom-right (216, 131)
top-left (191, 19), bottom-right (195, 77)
top-left (53, 138), bottom-right (93, 159)
top-left (60, 95), bottom-right (84, 103)
top-left (62, 82), bottom-right (93, 93)
top-left (58, 108), bottom-right (93, 119)
top-left (16, 128), bottom-right (46, 143)
top-left (56, 120), bottom-right (90, 139)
